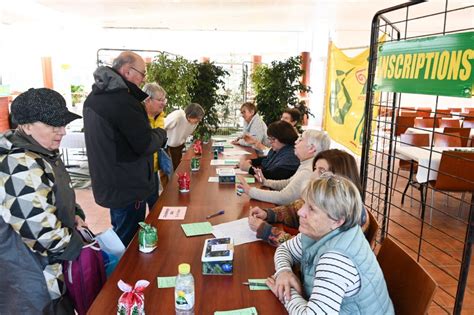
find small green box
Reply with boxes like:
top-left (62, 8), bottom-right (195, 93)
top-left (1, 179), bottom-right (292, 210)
top-left (201, 237), bottom-right (234, 275)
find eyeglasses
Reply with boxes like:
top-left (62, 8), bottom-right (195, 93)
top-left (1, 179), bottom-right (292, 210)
top-left (153, 97), bottom-right (167, 103)
top-left (130, 66), bottom-right (146, 78)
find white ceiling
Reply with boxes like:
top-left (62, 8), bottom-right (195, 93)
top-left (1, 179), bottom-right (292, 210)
top-left (1, 0), bottom-right (472, 33)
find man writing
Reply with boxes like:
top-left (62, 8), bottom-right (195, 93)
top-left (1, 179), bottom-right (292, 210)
top-left (83, 51), bottom-right (167, 246)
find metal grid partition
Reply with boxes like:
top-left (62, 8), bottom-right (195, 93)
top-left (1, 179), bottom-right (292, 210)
top-left (360, 1), bottom-right (474, 314)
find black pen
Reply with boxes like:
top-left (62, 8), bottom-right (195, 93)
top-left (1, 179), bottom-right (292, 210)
top-left (206, 210), bottom-right (225, 219)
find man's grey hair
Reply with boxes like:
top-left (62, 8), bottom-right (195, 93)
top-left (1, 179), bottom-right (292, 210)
top-left (112, 51), bottom-right (142, 71)
top-left (184, 103), bottom-right (205, 119)
top-left (143, 83), bottom-right (166, 99)
top-left (303, 129), bottom-right (331, 154)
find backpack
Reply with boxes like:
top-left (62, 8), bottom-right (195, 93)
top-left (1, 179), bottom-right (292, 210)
top-left (63, 228), bottom-right (107, 315)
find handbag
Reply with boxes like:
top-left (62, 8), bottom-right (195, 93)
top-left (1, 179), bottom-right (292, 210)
top-left (159, 148), bottom-right (173, 175)
top-left (63, 227), bottom-right (107, 315)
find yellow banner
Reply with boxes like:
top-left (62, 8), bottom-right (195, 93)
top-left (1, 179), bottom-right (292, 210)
top-left (323, 43), bottom-right (376, 155)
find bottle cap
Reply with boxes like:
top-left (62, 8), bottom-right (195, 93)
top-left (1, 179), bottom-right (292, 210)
top-left (178, 263), bottom-right (191, 274)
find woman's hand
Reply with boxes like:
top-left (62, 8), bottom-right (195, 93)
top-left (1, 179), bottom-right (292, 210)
top-left (74, 215), bottom-right (88, 228)
top-left (273, 270), bottom-right (302, 302)
top-left (253, 167), bottom-right (266, 183)
top-left (248, 214), bottom-right (264, 232)
top-left (239, 157), bottom-right (251, 172)
top-left (243, 134), bottom-right (257, 145)
top-left (236, 175), bottom-right (251, 194)
top-left (231, 137), bottom-right (241, 145)
top-left (249, 206), bottom-right (268, 220)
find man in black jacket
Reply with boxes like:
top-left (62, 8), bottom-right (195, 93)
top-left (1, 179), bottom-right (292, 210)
top-left (83, 51), bottom-right (167, 246)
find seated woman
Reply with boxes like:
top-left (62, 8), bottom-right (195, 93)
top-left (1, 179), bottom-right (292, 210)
top-left (0, 88), bottom-right (87, 314)
top-left (231, 102), bottom-right (269, 148)
top-left (281, 107), bottom-right (302, 133)
top-left (266, 174), bottom-right (394, 314)
top-left (249, 149), bottom-right (368, 246)
top-left (238, 120), bottom-right (300, 180)
top-left (244, 108), bottom-right (302, 152)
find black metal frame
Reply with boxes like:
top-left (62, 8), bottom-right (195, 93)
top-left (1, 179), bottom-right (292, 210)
top-left (360, 1), bottom-right (474, 313)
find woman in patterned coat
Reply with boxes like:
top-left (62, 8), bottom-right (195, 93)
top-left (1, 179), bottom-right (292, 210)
top-left (0, 88), bottom-right (86, 314)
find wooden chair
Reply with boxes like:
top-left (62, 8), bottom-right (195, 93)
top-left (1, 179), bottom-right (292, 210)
top-left (414, 118), bottom-right (435, 128)
top-left (399, 110), bottom-right (418, 117)
top-left (377, 237), bottom-right (437, 315)
top-left (427, 151), bottom-right (474, 221)
top-left (397, 134), bottom-right (430, 206)
top-left (364, 210), bottom-right (379, 249)
top-left (438, 119), bottom-right (461, 128)
top-left (443, 128), bottom-right (471, 147)
top-left (433, 132), bottom-right (462, 147)
top-left (435, 109), bottom-right (452, 118)
top-left (416, 107), bottom-right (432, 117)
top-left (395, 116), bottom-right (416, 136)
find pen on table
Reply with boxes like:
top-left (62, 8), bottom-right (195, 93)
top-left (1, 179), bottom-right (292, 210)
top-left (242, 282), bottom-right (268, 287)
top-left (206, 210), bottom-right (225, 219)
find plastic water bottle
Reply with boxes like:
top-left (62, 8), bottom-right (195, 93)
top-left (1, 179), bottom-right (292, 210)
top-left (175, 263), bottom-right (195, 315)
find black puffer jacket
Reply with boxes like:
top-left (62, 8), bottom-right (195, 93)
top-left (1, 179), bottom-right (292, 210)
top-left (83, 67), bottom-right (167, 208)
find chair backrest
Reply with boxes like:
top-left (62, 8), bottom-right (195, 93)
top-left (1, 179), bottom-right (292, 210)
top-left (433, 132), bottom-right (462, 147)
top-left (414, 118), bottom-right (435, 128)
top-left (443, 127), bottom-right (471, 147)
top-left (400, 133), bottom-right (430, 147)
top-left (395, 116), bottom-right (416, 136)
top-left (462, 119), bottom-right (474, 129)
top-left (438, 119), bottom-right (461, 128)
top-left (399, 110), bottom-right (418, 117)
top-left (434, 151), bottom-right (474, 191)
top-left (435, 109), bottom-right (452, 118)
top-left (416, 107), bottom-right (432, 117)
top-left (377, 237), bottom-right (437, 315)
top-left (364, 210), bottom-right (379, 249)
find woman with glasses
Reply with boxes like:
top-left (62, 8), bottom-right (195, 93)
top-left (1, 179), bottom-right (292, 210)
top-left (238, 120), bottom-right (300, 180)
top-left (231, 102), bottom-right (269, 149)
top-left (143, 83), bottom-right (168, 206)
top-left (249, 149), bottom-right (369, 246)
top-left (0, 88), bottom-right (87, 314)
top-left (267, 175), bottom-right (394, 314)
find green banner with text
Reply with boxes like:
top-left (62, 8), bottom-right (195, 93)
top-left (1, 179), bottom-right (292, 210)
top-left (374, 32), bottom-right (474, 98)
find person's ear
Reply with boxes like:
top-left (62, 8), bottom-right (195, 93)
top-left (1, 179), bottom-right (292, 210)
top-left (21, 124), bottom-right (33, 135)
top-left (331, 218), bottom-right (345, 230)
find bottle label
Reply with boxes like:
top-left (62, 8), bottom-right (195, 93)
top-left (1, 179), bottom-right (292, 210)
top-left (175, 290), bottom-right (194, 310)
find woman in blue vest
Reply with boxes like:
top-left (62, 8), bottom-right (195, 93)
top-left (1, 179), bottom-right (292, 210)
top-left (267, 174), bottom-right (394, 314)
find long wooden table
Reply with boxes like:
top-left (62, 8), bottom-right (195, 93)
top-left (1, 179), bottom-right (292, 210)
top-left (88, 143), bottom-right (287, 314)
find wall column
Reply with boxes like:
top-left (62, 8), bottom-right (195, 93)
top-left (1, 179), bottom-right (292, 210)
top-left (300, 51), bottom-right (311, 125)
top-left (41, 56), bottom-right (54, 89)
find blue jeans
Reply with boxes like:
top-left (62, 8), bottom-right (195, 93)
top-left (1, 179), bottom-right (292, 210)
top-left (146, 172), bottom-right (160, 211)
top-left (110, 200), bottom-right (146, 247)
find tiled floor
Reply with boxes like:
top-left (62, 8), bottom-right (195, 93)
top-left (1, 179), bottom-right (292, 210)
top-left (75, 161), bottom-right (474, 314)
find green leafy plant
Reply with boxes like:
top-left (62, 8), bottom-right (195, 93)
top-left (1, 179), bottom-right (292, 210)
top-left (146, 52), bottom-right (197, 112)
top-left (190, 61), bottom-right (229, 139)
top-left (251, 56), bottom-right (311, 125)
top-left (70, 85), bottom-right (85, 106)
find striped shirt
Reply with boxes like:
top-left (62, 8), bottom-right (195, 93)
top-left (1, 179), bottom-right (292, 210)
top-left (274, 234), bottom-right (361, 314)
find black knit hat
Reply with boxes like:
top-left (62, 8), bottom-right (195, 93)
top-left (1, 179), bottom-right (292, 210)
top-left (11, 88), bottom-right (81, 127)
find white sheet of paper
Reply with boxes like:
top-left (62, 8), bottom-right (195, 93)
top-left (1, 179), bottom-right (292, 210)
top-left (215, 168), bottom-right (248, 175)
top-left (212, 218), bottom-right (259, 246)
top-left (210, 159), bottom-right (239, 166)
top-left (158, 206), bottom-right (187, 220)
top-left (222, 150), bottom-right (251, 156)
top-left (208, 177), bottom-right (219, 183)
